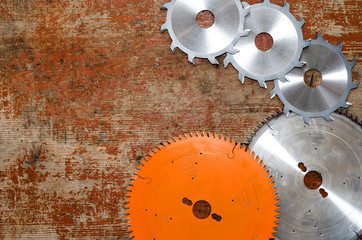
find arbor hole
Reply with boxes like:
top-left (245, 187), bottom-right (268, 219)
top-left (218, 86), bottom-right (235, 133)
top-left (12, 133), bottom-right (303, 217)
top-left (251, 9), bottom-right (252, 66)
top-left (255, 32), bottom-right (273, 51)
top-left (304, 171), bottom-right (322, 190)
top-left (304, 69), bottom-right (322, 88)
top-left (196, 10), bottom-right (214, 28)
top-left (192, 200), bottom-right (211, 219)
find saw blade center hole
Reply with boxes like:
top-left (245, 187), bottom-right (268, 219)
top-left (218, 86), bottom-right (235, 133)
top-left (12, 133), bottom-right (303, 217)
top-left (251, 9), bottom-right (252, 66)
top-left (192, 200), bottom-right (211, 219)
top-left (304, 170), bottom-right (323, 190)
top-left (196, 10), bottom-right (215, 28)
top-left (255, 32), bottom-right (274, 51)
top-left (304, 69), bottom-right (322, 88)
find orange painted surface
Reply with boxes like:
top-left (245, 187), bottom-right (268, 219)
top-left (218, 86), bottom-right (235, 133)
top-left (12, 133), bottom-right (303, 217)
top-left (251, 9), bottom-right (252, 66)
top-left (0, 0), bottom-right (360, 239)
top-left (126, 134), bottom-right (278, 239)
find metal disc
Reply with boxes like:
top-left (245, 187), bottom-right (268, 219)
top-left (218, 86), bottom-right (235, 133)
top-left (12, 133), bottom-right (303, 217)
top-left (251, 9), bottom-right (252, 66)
top-left (161, 0), bottom-right (249, 65)
top-left (224, 0), bottom-right (309, 88)
top-left (249, 112), bottom-right (362, 240)
top-left (271, 33), bottom-right (359, 124)
top-left (125, 133), bottom-right (279, 240)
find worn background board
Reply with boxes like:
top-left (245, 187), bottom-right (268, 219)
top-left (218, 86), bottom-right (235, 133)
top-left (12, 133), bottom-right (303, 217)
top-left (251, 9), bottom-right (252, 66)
top-left (0, 0), bottom-right (360, 239)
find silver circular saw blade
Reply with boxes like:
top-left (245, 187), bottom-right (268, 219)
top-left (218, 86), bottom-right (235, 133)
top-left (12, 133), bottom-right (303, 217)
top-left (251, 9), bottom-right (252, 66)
top-left (271, 33), bottom-right (359, 124)
top-left (160, 0), bottom-right (250, 65)
top-left (249, 112), bottom-right (362, 240)
top-left (224, 0), bottom-right (309, 88)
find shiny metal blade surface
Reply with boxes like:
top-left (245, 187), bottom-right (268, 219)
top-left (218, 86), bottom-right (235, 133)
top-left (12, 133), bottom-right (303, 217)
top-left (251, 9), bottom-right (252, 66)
top-left (224, 0), bottom-right (309, 87)
top-left (161, 0), bottom-right (249, 64)
top-left (249, 112), bottom-right (362, 240)
top-left (271, 33), bottom-right (358, 123)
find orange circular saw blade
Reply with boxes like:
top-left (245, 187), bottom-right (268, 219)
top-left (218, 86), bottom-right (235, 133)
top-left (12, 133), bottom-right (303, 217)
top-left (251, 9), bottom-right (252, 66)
top-left (125, 133), bottom-right (279, 240)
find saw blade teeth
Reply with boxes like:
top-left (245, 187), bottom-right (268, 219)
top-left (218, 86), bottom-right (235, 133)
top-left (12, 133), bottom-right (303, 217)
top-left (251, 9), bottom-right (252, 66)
top-left (208, 57), bottom-right (219, 65)
top-left (337, 40), bottom-right (343, 51)
top-left (302, 116), bottom-right (310, 124)
top-left (298, 17), bottom-right (305, 27)
top-left (342, 102), bottom-right (352, 108)
top-left (351, 81), bottom-right (360, 89)
top-left (160, 23), bottom-right (167, 33)
top-left (283, 1), bottom-right (290, 10)
top-left (170, 41), bottom-right (177, 53)
top-left (226, 45), bottom-right (238, 54)
top-left (188, 54), bottom-right (196, 65)
top-left (349, 58), bottom-right (356, 69)
top-left (241, 1), bottom-right (251, 10)
top-left (316, 32), bottom-right (324, 40)
top-left (223, 54), bottom-right (232, 67)
top-left (293, 60), bottom-right (304, 68)
top-left (282, 107), bottom-right (289, 116)
top-left (303, 39), bottom-right (311, 48)
top-left (160, 2), bottom-right (170, 10)
top-left (270, 89), bottom-right (277, 98)
top-left (238, 73), bottom-right (246, 84)
top-left (258, 80), bottom-right (267, 89)
top-left (278, 75), bottom-right (289, 83)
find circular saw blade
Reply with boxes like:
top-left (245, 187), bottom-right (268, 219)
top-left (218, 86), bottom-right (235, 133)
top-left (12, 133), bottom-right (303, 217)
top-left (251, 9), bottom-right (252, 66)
top-left (271, 33), bottom-right (359, 124)
top-left (248, 112), bottom-right (362, 240)
top-left (160, 0), bottom-right (250, 65)
top-left (125, 133), bottom-right (279, 240)
top-left (224, 0), bottom-right (309, 88)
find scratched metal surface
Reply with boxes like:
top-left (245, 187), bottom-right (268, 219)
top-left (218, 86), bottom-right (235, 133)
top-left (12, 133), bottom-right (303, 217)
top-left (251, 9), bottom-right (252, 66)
top-left (0, 0), bottom-right (360, 239)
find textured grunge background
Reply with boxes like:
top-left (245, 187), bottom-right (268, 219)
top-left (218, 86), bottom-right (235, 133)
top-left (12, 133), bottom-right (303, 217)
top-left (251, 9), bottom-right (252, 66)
top-left (0, 0), bottom-right (360, 239)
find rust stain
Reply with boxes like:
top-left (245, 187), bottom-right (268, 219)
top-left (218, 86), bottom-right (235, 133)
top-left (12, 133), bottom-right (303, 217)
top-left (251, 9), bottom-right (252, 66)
top-left (0, 0), bottom-right (360, 239)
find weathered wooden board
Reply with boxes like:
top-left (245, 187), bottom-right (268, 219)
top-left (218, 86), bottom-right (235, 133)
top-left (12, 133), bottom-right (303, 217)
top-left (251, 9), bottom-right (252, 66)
top-left (0, 0), bottom-right (360, 239)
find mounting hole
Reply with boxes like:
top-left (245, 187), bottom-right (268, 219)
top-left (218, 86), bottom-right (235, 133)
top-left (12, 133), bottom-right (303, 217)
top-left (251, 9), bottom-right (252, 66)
top-left (304, 171), bottom-right (323, 190)
top-left (304, 69), bottom-right (322, 88)
top-left (211, 213), bottom-right (222, 222)
top-left (255, 32), bottom-right (273, 51)
top-left (196, 10), bottom-right (215, 28)
top-left (182, 197), bottom-right (193, 206)
top-left (193, 200), bottom-right (211, 219)
top-left (298, 162), bottom-right (307, 172)
top-left (319, 188), bottom-right (328, 198)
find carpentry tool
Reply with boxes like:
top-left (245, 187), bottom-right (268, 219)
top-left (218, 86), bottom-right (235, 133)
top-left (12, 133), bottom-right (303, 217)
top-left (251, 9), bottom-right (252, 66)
top-left (125, 133), bottom-right (279, 239)
top-left (271, 33), bottom-right (359, 124)
top-left (248, 111), bottom-right (362, 240)
top-left (160, 0), bottom-right (250, 64)
top-left (224, 0), bottom-right (309, 88)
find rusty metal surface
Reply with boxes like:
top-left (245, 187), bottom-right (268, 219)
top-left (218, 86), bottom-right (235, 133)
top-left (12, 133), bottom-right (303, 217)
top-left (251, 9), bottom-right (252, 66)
top-left (0, 0), bottom-right (360, 239)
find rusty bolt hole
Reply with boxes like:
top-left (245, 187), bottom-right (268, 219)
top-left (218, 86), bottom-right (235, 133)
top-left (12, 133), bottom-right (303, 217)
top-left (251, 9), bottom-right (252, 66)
top-left (196, 10), bottom-right (214, 28)
top-left (192, 200), bottom-right (211, 219)
top-left (211, 213), bottom-right (222, 222)
top-left (304, 170), bottom-right (323, 190)
top-left (319, 188), bottom-right (328, 198)
top-left (182, 197), bottom-right (193, 206)
top-left (255, 32), bottom-right (273, 51)
top-left (304, 69), bottom-right (322, 88)
top-left (298, 162), bottom-right (307, 172)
